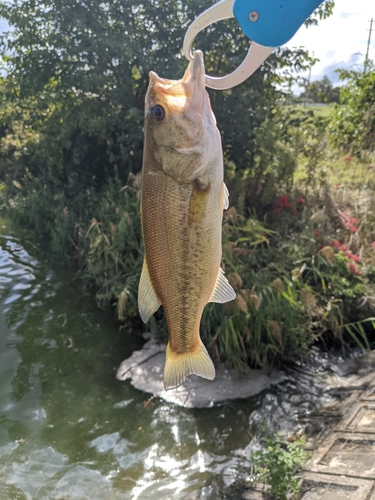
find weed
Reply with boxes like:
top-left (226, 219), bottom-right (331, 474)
top-left (250, 426), bottom-right (310, 500)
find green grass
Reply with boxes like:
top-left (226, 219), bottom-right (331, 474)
top-left (295, 153), bottom-right (375, 187)
top-left (286, 104), bottom-right (335, 118)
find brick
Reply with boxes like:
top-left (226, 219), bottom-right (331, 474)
top-left (336, 402), bottom-right (375, 434)
top-left (300, 472), bottom-right (374, 500)
top-left (306, 432), bottom-right (375, 479)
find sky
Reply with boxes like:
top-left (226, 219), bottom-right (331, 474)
top-left (0, 0), bottom-right (373, 93)
top-left (284, 0), bottom-right (374, 92)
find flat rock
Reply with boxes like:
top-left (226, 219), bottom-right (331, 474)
top-left (330, 351), bottom-right (375, 377)
top-left (116, 337), bottom-right (287, 408)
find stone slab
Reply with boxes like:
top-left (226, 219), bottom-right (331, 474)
top-left (116, 337), bottom-right (287, 408)
top-left (336, 402), bottom-right (375, 434)
top-left (300, 472), bottom-right (374, 500)
top-left (306, 432), bottom-right (375, 480)
top-left (320, 370), bottom-right (375, 391)
top-left (231, 488), bottom-right (267, 500)
top-left (361, 375), bottom-right (375, 402)
top-left (369, 486), bottom-right (375, 500)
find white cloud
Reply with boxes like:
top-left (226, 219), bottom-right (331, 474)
top-left (285, 0), bottom-right (374, 93)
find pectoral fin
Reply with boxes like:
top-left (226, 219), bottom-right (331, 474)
top-left (209, 268), bottom-right (236, 304)
top-left (223, 183), bottom-right (229, 210)
top-left (138, 259), bottom-right (161, 323)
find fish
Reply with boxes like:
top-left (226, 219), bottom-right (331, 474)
top-left (138, 50), bottom-right (236, 390)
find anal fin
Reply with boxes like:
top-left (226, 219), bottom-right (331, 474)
top-left (163, 340), bottom-right (215, 390)
top-left (209, 268), bottom-right (236, 304)
top-left (138, 259), bottom-right (161, 323)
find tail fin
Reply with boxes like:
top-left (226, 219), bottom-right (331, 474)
top-left (163, 340), bottom-right (215, 390)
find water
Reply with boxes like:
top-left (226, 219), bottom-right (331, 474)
top-left (0, 219), bottom-right (333, 499)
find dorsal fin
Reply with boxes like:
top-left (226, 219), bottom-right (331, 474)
top-left (138, 259), bottom-right (161, 323)
top-left (209, 268), bottom-right (236, 304)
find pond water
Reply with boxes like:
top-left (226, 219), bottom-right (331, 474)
top-left (0, 219), bottom-right (334, 499)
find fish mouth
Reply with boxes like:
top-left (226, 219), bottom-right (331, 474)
top-left (182, 50), bottom-right (205, 88)
top-left (148, 50), bottom-right (205, 101)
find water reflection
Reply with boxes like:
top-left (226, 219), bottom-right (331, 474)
top-left (0, 219), bottom-right (331, 499)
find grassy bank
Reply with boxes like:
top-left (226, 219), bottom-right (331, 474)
top-left (3, 145), bottom-right (375, 372)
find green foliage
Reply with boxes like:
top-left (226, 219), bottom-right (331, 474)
top-left (200, 213), bottom-right (312, 370)
top-left (0, 0), bottom-right (320, 215)
top-left (251, 427), bottom-right (310, 500)
top-left (84, 176), bottom-right (143, 313)
top-left (328, 64), bottom-right (375, 154)
top-left (304, 0), bottom-right (335, 27)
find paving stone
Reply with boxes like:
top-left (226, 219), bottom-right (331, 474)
top-left (306, 432), bottom-right (375, 479)
top-left (327, 371), bottom-right (375, 389)
top-left (361, 375), bottom-right (375, 402)
top-left (368, 486), bottom-right (375, 500)
top-left (238, 489), bottom-right (267, 500)
top-left (300, 472), bottom-right (374, 500)
top-left (336, 402), bottom-right (375, 434)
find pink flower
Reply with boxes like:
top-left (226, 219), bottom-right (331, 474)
top-left (297, 197), bottom-right (306, 204)
top-left (347, 262), bottom-right (360, 275)
top-left (314, 230), bottom-right (321, 237)
top-left (371, 242), bottom-right (375, 249)
top-left (346, 252), bottom-right (361, 263)
top-left (339, 245), bottom-right (349, 251)
top-left (344, 155), bottom-right (353, 162)
top-left (330, 240), bottom-right (341, 248)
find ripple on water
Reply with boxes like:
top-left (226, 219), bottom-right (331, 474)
top-left (3, 294), bottom-right (22, 305)
top-left (7, 447), bottom-right (67, 498)
top-left (52, 465), bottom-right (124, 500)
top-left (12, 283), bottom-right (32, 291)
top-left (8, 268), bottom-right (36, 278)
top-left (0, 276), bottom-right (12, 283)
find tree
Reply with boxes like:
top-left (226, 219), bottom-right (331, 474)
top-left (300, 76), bottom-right (340, 103)
top-left (328, 63), bottom-right (375, 154)
top-left (0, 0), bottom-right (334, 221)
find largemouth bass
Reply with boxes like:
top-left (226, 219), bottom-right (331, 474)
top-left (138, 51), bottom-right (236, 390)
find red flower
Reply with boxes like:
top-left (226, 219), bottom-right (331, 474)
top-left (346, 252), bottom-right (361, 263)
top-left (371, 242), bottom-right (375, 249)
top-left (314, 230), bottom-right (321, 237)
top-left (274, 208), bottom-right (281, 215)
top-left (350, 218), bottom-right (359, 225)
top-left (330, 240), bottom-right (341, 248)
top-left (347, 262), bottom-right (360, 275)
top-left (339, 245), bottom-right (349, 251)
top-left (297, 197), bottom-right (306, 204)
top-left (346, 224), bottom-right (358, 232)
top-left (275, 195), bottom-right (292, 209)
top-left (344, 155), bottom-right (353, 162)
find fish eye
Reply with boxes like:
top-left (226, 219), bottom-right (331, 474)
top-left (149, 105), bottom-right (165, 122)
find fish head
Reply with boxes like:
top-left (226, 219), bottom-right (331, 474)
top-left (144, 51), bottom-right (221, 184)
